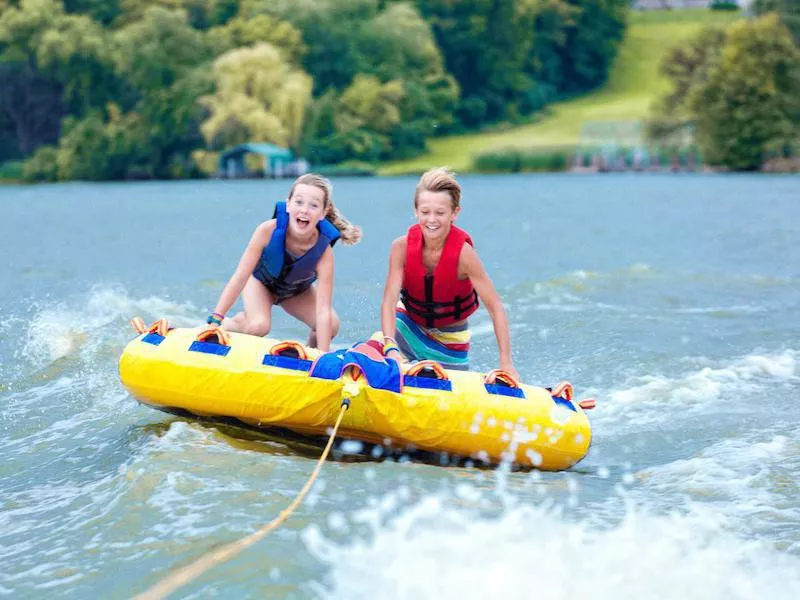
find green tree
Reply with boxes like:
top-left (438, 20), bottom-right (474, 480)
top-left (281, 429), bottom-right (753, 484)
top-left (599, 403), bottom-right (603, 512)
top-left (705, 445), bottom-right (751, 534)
top-left (689, 15), bottom-right (800, 169)
top-left (0, 61), bottom-right (63, 155)
top-left (54, 104), bottom-right (145, 180)
top-left (108, 7), bottom-right (215, 177)
top-left (112, 6), bottom-right (210, 98)
top-left (256, 0), bottom-right (458, 161)
top-left (257, 0), bottom-right (377, 93)
top-left (415, 0), bottom-right (537, 125)
top-left (35, 8), bottom-right (114, 111)
top-left (657, 14), bottom-right (800, 170)
top-left (753, 0), bottom-right (800, 43)
top-left (22, 144), bottom-right (60, 181)
top-left (527, 0), bottom-right (580, 106)
top-left (206, 13), bottom-right (305, 59)
top-left (335, 74), bottom-right (404, 135)
top-left (555, 0), bottom-right (628, 95)
top-left (63, 0), bottom-right (122, 25)
top-left (0, 0), bottom-right (115, 155)
top-left (118, 0), bottom-right (238, 29)
top-left (360, 2), bottom-right (459, 140)
top-left (133, 67), bottom-right (213, 178)
top-left (657, 26), bottom-right (727, 117)
top-left (200, 42), bottom-right (313, 150)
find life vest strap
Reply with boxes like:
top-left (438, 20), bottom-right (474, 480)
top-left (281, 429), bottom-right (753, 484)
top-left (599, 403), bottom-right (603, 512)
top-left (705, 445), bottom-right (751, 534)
top-left (401, 288), bottom-right (479, 327)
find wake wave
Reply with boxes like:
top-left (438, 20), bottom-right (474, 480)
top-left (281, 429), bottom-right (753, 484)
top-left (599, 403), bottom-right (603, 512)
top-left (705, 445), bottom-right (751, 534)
top-left (304, 491), bottom-right (800, 600)
top-left (636, 430), bottom-right (800, 553)
top-left (592, 350), bottom-right (798, 429)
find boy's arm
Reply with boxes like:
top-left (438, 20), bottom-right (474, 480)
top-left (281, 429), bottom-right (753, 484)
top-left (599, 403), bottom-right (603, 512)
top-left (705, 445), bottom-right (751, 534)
top-left (460, 244), bottom-right (519, 379)
top-left (314, 246), bottom-right (335, 352)
top-left (212, 220), bottom-right (275, 318)
top-left (380, 237), bottom-right (406, 351)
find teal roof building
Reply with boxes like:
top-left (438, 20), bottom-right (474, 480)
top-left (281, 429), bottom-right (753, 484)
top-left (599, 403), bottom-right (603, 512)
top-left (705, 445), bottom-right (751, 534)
top-left (218, 143), bottom-right (304, 178)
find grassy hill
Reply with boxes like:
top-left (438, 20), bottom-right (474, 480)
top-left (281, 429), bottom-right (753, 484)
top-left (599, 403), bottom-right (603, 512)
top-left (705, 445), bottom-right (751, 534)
top-left (380, 8), bottom-right (742, 175)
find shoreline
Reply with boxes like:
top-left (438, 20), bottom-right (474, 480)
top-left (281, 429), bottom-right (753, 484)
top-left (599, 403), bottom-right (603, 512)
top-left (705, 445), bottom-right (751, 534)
top-left (3, 168), bottom-right (798, 186)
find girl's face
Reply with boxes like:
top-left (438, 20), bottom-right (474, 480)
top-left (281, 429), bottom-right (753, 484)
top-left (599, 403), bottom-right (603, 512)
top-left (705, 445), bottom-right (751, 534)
top-left (414, 190), bottom-right (459, 244)
top-left (287, 183), bottom-right (326, 237)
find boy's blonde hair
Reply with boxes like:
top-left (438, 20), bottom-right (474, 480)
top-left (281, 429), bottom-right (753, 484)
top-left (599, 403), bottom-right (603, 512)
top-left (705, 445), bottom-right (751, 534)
top-left (414, 167), bottom-right (461, 210)
top-left (289, 173), bottom-right (362, 245)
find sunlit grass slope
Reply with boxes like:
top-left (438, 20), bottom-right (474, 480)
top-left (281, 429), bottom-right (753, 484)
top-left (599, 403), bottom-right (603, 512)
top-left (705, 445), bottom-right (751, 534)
top-left (380, 9), bottom-right (742, 175)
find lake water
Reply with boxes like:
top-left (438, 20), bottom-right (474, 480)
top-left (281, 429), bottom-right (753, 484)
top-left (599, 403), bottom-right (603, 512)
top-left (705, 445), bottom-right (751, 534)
top-left (1, 174), bottom-right (799, 599)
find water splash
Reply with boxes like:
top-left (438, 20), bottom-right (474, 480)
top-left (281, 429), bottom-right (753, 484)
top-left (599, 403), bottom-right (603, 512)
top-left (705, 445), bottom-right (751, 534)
top-left (594, 350), bottom-right (798, 429)
top-left (304, 492), bottom-right (800, 600)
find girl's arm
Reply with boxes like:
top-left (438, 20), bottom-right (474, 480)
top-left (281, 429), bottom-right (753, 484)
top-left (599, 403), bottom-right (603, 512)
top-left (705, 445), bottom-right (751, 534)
top-left (211, 221), bottom-right (275, 318)
top-left (460, 244), bottom-right (519, 380)
top-left (314, 246), bottom-right (335, 352)
top-left (380, 237), bottom-right (406, 346)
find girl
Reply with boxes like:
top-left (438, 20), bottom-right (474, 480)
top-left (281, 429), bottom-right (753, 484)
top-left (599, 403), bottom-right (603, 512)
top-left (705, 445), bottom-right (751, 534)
top-left (208, 174), bottom-right (361, 352)
top-left (380, 167), bottom-right (518, 379)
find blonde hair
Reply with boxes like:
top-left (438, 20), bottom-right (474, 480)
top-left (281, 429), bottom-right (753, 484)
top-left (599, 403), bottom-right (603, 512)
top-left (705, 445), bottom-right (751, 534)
top-left (414, 167), bottom-right (461, 210)
top-left (289, 173), bottom-right (362, 245)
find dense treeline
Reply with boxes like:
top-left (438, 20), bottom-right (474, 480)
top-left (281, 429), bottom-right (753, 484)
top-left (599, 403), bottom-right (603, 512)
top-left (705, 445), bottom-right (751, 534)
top-left (0, 0), bottom-right (628, 181)
top-left (651, 5), bottom-right (800, 171)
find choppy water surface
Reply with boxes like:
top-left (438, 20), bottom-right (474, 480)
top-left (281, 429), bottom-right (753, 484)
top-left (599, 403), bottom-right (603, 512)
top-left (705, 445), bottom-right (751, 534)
top-left (1, 174), bottom-right (799, 599)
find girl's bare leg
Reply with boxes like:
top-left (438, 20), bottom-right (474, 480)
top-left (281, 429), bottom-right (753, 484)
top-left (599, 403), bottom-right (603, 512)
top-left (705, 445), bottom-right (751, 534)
top-left (280, 286), bottom-right (340, 347)
top-left (221, 277), bottom-right (276, 336)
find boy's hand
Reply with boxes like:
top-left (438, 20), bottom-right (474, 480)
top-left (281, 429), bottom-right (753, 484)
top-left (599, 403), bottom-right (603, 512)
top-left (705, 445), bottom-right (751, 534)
top-left (386, 347), bottom-right (404, 361)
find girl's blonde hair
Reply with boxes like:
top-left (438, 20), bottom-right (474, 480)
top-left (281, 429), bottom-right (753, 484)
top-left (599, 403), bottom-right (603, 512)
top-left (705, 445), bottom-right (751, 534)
top-left (414, 167), bottom-right (461, 210)
top-left (289, 173), bottom-right (362, 245)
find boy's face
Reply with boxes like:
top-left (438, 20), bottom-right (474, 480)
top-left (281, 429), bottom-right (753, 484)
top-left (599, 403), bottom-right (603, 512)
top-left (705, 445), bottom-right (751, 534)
top-left (287, 183), bottom-right (326, 236)
top-left (414, 190), bottom-right (460, 244)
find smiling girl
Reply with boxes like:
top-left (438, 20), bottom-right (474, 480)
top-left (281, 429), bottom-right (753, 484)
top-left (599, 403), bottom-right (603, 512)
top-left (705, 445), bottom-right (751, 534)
top-left (380, 167), bottom-right (517, 378)
top-left (207, 174), bottom-right (361, 351)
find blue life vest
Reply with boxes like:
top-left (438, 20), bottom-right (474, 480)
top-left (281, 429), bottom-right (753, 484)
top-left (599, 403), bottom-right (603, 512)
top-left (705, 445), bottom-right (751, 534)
top-left (253, 201), bottom-right (340, 299)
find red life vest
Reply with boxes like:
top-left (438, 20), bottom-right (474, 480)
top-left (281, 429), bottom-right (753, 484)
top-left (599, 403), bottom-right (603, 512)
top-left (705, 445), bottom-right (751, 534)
top-left (400, 224), bottom-right (479, 328)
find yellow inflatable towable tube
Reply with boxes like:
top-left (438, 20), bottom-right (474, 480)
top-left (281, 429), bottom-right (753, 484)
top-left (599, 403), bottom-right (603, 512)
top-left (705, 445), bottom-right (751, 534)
top-left (119, 319), bottom-right (594, 471)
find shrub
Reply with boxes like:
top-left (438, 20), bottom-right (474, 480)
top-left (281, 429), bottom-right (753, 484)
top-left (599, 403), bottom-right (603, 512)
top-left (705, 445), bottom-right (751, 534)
top-left (472, 146), bottom-right (574, 173)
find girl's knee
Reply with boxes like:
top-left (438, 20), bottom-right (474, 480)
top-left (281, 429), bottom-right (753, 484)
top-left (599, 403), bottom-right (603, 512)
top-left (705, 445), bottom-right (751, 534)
top-left (330, 312), bottom-right (340, 338)
top-left (245, 317), bottom-right (271, 337)
top-left (221, 312), bottom-right (245, 333)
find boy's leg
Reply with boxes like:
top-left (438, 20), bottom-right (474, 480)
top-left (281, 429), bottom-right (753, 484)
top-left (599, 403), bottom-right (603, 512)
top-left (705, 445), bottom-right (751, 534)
top-left (395, 311), bottom-right (471, 370)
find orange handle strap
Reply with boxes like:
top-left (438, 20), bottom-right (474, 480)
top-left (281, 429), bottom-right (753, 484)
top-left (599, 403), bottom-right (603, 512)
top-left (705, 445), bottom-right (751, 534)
top-left (195, 325), bottom-right (230, 346)
top-left (147, 319), bottom-right (170, 337)
top-left (484, 369), bottom-right (521, 388)
top-left (130, 317), bottom-right (170, 336)
top-left (405, 360), bottom-right (449, 380)
top-left (269, 341), bottom-right (308, 361)
top-left (551, 381), bottom-right (573, 401)
top-left (131, 317), bottom-right (147, 334)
